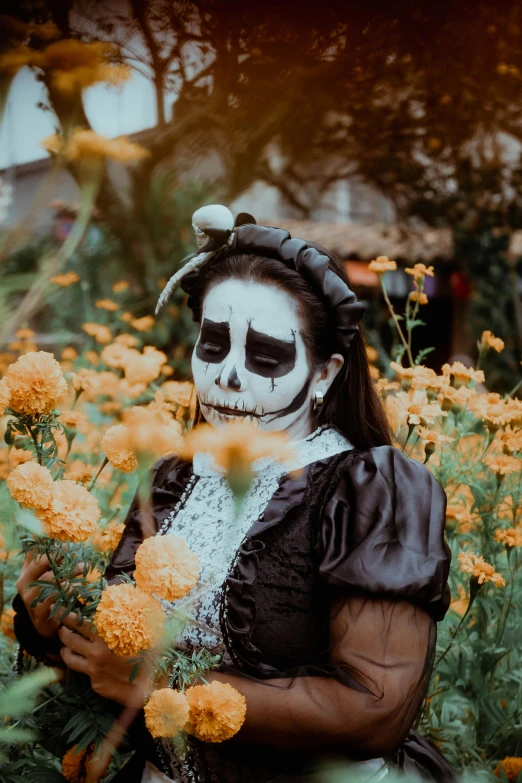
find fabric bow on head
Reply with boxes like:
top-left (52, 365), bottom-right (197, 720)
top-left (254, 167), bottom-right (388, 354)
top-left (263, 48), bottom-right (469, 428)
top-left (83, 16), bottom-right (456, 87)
top-left (155, 204), bottom-right (365, 353)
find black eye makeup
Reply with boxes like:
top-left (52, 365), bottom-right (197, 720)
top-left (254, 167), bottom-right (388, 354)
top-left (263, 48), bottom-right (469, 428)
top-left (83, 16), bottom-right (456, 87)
top-left (196, 319), bottom-right (231, 364)
top-left (245, 326), bottom-right (297, 378)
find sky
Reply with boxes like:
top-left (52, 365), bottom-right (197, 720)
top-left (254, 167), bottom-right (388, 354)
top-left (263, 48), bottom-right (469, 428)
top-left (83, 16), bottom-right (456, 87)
top-left (0, 66), bottom-right (158, 170)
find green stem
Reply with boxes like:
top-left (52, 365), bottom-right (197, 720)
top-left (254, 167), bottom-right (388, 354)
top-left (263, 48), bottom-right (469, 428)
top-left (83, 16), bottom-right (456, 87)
top-left (506, 376), bottom-right (522, 399)
top-left (401, 423), bottom-right (416, 453)
top-left (435, 585), bottom-right (480, 667)
top-left (87, 456), bottom-right (109, 492)
top-left (497, 549), bottom-right (517, 647)
top-left (381, 278), bottom-right (414, 367)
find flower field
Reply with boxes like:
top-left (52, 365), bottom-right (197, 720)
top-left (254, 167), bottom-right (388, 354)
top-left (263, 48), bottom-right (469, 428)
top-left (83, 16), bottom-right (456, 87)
top-left (0, 13), bottom-right (521, 783)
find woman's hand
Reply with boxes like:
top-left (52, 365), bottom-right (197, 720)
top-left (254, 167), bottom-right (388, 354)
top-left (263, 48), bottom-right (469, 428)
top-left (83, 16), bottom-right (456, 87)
top-left (58, 613), bottom-right (155, 707)
top-left (16, 551), bottom-right (61, 639)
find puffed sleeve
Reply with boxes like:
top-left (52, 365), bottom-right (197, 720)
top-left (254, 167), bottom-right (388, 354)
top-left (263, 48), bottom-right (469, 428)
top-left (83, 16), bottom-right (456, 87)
top-left (320, 445), bottom-right (451, 620)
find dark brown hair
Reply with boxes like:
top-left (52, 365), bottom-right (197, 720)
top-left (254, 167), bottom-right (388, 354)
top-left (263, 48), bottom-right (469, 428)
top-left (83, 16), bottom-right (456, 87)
top-left (184, 246), bottom-right (393, 450)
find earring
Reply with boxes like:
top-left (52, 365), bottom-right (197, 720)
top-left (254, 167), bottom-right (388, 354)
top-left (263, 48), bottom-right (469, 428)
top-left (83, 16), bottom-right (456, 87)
top-left (313, 390), bottom-right (324, 410)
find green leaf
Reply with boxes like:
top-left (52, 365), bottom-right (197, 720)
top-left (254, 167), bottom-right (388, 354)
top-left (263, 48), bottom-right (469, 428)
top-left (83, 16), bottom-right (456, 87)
top-left (0, 669), bottom-right (57, 720)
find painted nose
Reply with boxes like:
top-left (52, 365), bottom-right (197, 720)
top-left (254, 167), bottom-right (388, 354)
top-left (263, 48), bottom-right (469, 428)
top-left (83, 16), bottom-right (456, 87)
top-left (215, 364), bottom-right (245, 392)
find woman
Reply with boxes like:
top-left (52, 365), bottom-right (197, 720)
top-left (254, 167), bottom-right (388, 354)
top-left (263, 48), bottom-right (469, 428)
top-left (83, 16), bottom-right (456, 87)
top-left (14, 211), bottom-right (456, 783)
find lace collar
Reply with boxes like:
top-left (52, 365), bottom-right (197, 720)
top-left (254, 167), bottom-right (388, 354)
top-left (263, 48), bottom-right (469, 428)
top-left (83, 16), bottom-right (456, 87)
top-left (192, 425), bottom-right (353, 478)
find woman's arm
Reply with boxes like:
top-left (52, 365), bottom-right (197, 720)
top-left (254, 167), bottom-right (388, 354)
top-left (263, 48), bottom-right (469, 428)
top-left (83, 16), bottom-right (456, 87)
top-left (210, 596), bottom-right (433, 759)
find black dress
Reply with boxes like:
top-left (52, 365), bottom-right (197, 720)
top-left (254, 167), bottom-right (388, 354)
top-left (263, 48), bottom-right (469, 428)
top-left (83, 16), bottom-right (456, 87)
top-left (13, 443), bottom-right (457, 783)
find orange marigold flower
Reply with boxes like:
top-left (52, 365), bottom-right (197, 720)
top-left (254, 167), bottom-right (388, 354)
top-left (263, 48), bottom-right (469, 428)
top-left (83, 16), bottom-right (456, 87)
top-left (458, 551), bottom-right (505, 587)
top-left (38, 480), bottom-right (101, 542)
top-left (0, 377), bottom-right (11, 415)
top-left (93, 583), bottom-right (164, 656)
top-left (4, 351), bottom-right (67, 415)
top-left (101, 424), bottom-right (138, 472)
top-left (64, 460), bottom-right (95, 485)
top-left (95, 298), bottom-right (119, 312)
top-left (144, 688), bottom-right (190, 739)
top-left (61, 743), bottom-right (94, 783)
top-left (122, 405), bottom-right (184, 459)
top-left (7, 447), bottom-right (34, 470)
top-left (480, 330), bottom-right (504, 354)
top-left (130, 315), bottom-right (155, 332)
top-left (61, 346), bottom-right (78, 361)
top-left (120, 311), bottom-right (133, 323)
top-left (123, 346), bottom-right (167, 386)
top-left (161, 381), bottom-right (195, 409)
top-left (368, 256), bottom-right (397, 274)
top-left (494, 527), bottom-right (522, 548)
top-left (101, 343), bottom-right (135, 369)
top-left (161, 364), bottom-right (174, 377)
top-left (1, 608), bottom-right (16, 640)
top-left (7, 462), bottom-right (54, 511)
top-left (498, 426), bottom-right (522, 454)
top-left (91, 519), bottom-right (125, 552)
top-left (15, 328), bottom-right (35, 340)
top-left (112, 280), bottom-right (129, 292)
top-left (114, 333), bottom-right (138, 348)
top-left (50, 271), bottom-right (80, 286)
top-left (441, 361), bottom-right (484, 389)
top-left (494, 758), bottom-right (522, 782)
top-left (365, 345), bottom-right (378, 363)
top-left (445, 505), bottom-right (475, 534)
top-left (405, 263), bottom-right (435, 281)
top-left (185, 681), bottom-right (246, 743)
top-left (484, 453), bottom-right (520, 477)
top-left (409, 290), bottom-right (428, 305)
top-left (82, 322), bottom-right (112, 345)
top-left (60, 410), bottom-right (88, 430)
top-left (134, 534), bottom-right (200, 601)
top-left (84, 350), bottom-right (99, 366)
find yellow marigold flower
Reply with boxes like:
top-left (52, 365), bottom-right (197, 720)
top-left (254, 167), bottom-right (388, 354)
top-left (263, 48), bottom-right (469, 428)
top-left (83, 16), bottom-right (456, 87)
top-left (394, 390), bottom-right (446, 426)
top-left (134, 534), bottom-right (200, 601)
top-left (7, 447), bottom-right (34, 470)
top-left (405, 263), bottom-right (435, 281)
top-left (161, 381), bottom-right (196, 409)
top-left (124, 346), bottom-right (167, 386)
top-left (375, 378), bottom-right (400, 395)
top-left (409, 291), bottom-right (428, 305)
top-left (494, 757), bottom-right (522, 782)
top-left (4, 351), bottom-right (67, 416)
top-left (1, 607), bottom-right (16, 641)
top-left (368, 256), bottom-right (397, 274)
top-left (458, 551), bottom-right (505, 587)
top-left (144, 688), bottom-right (190, 739)
top-left (38, 480), bottom-right (101, 542)
top-left (7, 462), bottom-right (54, 510)
top-left (484, 453), bottom-right (520, 477)
top-left (60, 410), bottom-right (88, 431)
top-left (120, 311), bottom-right (133, 322)
top-left (442, 361), bottom-right (484, 389)
top-left (50, 271), bottom-right (80, 286)
top-left (480, 330), bottom-right (504, 354)
top-left (131, 315), bottom-right (155, 332)
top-left (82, 322), bottom-right (112, 345)
top-left (112, 280), bottom-right (129, 292)
top-left (119, 379), bottom-right (148, 399)
top-left (61, 743), bottom-right (94, 783)
top-left (162, 364), bottom-right (174, 377)
top-left (182, 422), bottom-right (295, 473)
top-left (445, 505), bottom-right (475, 534)
top-left (437, 384), bottom-right (475, 412)
top-left (43, 128), bottom-right (147, 163)
top-left (95, 298), bottom-right (119, 312)
top-left (14, 328), bottom-right (35, 340)
top-left (101, 343), bottom-right (135, 369)
top-left (64, 460), bottom-right (95, 485)
top-left (365, 346), bottom-right (378, 363)
top-left (84, 350), bottom-right (99, 366)
top-left (61, 346), bottom-right (78, 361)
top-left (185, 681), bottom-right (246, 743)
top-left (495, 527), bottom-right (522, 548)
top-left (0, 377), bottom-right (11, 415)
top-left (499, 426), bottom-right (522, 454)
top-left (115, 333), bottom-right (138, 348)
top-left (101, 424), bottom-right (138, 472)
top-left (417, 426), bottom-right (454, 444)
top-left (93, 582), bottom-right (164, 656)
top-left (91, 519), bottom-right (124, 553)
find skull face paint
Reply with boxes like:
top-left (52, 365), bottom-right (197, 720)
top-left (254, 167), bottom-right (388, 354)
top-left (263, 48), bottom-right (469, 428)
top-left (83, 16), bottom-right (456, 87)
top-left (192, 279), bottom-right (315, 438)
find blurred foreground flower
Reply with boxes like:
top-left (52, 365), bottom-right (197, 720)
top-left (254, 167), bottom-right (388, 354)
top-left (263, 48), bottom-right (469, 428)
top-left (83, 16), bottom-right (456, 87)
top-left (144, 688), bottom-right (190, 739)
top-left (494, 757), bottom-right (522, 782)
top-left (458, 551), bottom-right (505, 587)
top-left (4, 351), bottom-right (68, 415)
top-left (29, 39), bottom-right (130, 94)
top-left (93, 582), bottom-right (164, 656)
top-left (101, 424), bottom-right (138, 473)
top-left (181, 421), bottom-right (295, 509)
top-left (368, 256), bottom-right (396, 274)
top-left (134, 534), bottom-right (200, 601)
top-left (185, 681), bottom-right (247, 743)
top-left (50, 271), bottom-right (80, 286)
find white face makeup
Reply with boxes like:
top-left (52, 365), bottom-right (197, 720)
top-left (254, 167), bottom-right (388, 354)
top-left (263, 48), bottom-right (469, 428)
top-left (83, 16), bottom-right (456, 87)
top-left (192, 279), bottom-right (316, 439)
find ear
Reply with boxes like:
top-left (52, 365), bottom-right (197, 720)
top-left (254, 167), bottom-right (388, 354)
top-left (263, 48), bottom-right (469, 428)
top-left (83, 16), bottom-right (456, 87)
top-left (313, 353), bottom-right (344, 397)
